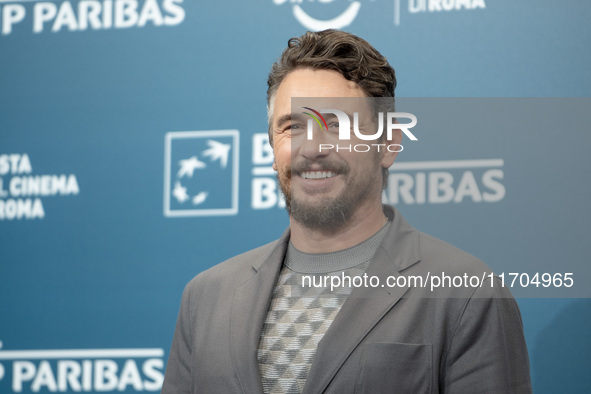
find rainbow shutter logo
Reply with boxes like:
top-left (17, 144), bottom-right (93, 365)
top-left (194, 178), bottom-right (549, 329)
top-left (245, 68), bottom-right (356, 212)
top-left (302, 107), bottom-right (328, 132)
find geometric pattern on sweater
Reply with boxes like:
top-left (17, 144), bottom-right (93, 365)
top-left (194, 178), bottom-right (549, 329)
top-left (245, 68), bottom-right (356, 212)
top-left (257, 262), bottom-right (369, 394)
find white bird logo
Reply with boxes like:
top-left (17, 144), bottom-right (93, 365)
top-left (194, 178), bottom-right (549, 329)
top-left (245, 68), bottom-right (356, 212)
top-left (192, 192), bottom-right (208, 205)
top-left (177, 156), bottom-right (206, 178)
top-left (202, 140), bottom-right (231, 168)
top-left (172, 181), bottom-right (189, 203)
top-left (172, 139), bottom-right (233, 208)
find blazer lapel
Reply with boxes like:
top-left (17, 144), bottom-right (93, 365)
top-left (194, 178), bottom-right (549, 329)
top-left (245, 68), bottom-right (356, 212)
top-left (303, 206), bottom-right (421, 393)
top-left (230, 230), bottom-right (289, 393)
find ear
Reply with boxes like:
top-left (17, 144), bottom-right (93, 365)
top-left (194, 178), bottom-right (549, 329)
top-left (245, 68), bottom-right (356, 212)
top-left (381, 128), bottom-right (402, 169)
top-left (272, 160), bottom-right (277, 171)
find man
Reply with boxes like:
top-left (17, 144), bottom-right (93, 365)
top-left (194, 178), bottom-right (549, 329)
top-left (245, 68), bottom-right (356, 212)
top-left (162, 30), bottom-right (532, 393)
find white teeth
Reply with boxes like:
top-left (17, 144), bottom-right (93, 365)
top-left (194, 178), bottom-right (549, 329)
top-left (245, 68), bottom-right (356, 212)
top-left (301, 171), bottom-right (335, 179)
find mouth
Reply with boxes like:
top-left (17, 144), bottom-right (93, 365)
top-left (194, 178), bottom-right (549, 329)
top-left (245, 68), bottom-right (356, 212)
top-left (299, 170), bottom-right (337, 180)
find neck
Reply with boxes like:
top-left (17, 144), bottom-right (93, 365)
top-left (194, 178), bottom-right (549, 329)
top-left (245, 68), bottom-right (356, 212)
top-left (289, 198), bottom-right (387, 253)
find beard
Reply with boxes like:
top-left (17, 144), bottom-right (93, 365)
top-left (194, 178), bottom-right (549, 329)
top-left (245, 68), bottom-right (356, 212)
top-left (277, 156), bottom-right (381, 232)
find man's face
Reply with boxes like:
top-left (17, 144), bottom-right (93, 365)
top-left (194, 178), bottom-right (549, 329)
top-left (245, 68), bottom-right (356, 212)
top-left (270, 69), bottom-right (395, 231)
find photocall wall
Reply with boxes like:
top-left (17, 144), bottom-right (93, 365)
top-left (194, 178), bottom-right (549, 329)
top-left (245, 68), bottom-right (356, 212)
top-left (1, 0), bottom-right (590, 392)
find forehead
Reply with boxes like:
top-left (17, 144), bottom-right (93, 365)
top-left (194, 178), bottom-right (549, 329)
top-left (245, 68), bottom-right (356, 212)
top-left (273, 69), bottom-right (366, 120)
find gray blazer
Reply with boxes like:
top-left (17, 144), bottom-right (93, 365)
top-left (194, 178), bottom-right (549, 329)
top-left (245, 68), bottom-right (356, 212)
top-left (162, 206), bottom-right (532, 393)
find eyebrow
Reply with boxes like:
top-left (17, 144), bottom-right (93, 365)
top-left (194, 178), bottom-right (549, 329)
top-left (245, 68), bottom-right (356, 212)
top-left (274, 113), bottom-right (307, 128)
top-left (275, 114), bottom-right (292, 128)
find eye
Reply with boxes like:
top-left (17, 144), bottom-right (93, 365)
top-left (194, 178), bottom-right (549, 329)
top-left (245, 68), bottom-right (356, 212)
top-left (327, 122), bottom-right (340, 132)
top-left (284, 123), bottom-right (305, 134)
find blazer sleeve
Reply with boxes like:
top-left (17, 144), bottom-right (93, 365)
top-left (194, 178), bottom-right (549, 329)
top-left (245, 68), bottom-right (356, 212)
top-left (441, 277), bottom-right (533, 393)
top-left (162, 282), bottom-right (194, 394)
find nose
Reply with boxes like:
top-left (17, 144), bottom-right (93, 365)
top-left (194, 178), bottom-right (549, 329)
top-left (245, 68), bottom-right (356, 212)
top-left (296, 119), bottom-right (331, 160)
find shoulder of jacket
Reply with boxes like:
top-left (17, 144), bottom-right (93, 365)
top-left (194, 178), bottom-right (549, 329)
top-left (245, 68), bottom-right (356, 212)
top-left (185, 238), bottom-right (281, 291)
top-left (416, 231), bottom-right (493, 276)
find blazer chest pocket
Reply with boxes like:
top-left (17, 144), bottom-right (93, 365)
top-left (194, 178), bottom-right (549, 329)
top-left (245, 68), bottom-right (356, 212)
top-left (355, 342), bottom-right (432, 394)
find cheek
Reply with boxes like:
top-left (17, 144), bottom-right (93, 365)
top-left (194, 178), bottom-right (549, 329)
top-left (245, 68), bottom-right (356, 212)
top-left (349, 153), bottom-right (382, 177)
top-left (273, 144), bottom-right (292, 166)
top-left (273, 149), bottom-right (291, 175)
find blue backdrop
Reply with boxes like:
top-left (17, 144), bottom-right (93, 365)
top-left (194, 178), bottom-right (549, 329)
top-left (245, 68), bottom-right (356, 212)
top-left (1, 0), bottom-right (590, 392)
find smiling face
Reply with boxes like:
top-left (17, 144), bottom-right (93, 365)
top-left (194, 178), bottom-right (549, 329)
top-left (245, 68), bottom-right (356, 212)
top-left (270, 69), bottom-right (395, 231)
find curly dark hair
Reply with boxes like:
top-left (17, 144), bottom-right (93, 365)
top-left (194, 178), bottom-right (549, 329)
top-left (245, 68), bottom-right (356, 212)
top-left (266, 29), bottom-right (397, 186)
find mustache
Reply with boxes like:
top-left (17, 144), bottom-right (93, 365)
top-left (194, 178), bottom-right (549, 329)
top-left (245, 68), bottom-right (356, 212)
top-left (289, 158), bottom-right (350, 176)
